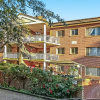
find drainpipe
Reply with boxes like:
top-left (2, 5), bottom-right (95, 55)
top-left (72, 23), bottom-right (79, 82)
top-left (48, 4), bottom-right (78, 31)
top-left (43, 24), bottom-right (46, 71)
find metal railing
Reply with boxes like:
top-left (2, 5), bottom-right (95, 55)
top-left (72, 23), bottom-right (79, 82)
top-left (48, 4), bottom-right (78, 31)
top-left (3, 53), bottom-right (19, 58)
top-left (4, 53), bottom-right (59, 61)
top-left (23, 53), bottom-right (59, 61)
top-left (22, 35), bottom-right (60, 45)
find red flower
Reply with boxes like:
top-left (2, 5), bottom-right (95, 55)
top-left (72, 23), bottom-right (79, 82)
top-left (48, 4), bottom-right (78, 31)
top-left (49, 79), bottom-right (51, 82)
top-left (67, 90), bottom-right (69, 93)
top-left (43, 85), bottom-right (45, 88)
top-left (49, 88), bottom-right (53, 93)
top-left (56, 84), bottom-right (59, 87)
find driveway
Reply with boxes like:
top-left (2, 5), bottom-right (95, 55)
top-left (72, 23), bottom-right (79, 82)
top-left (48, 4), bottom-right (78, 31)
top-left (0, 88), bottom-right (44, 100)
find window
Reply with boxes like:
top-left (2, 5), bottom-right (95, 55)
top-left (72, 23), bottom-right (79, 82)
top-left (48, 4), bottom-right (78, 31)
top-left (57, 48), bottom-right (64, 54)
top-left (86, 47), bottom-right (100, 56)
top-left (70, 47), bottom-right (78, 54)
top-left (86, 67), bottom-right (100, 76)
top-left (57, 30), bottom-right (65, 37)
top-left (86, 27), bottom-right (100, 36)
top-left (71, 29), bottom-right (78, 35)
top-left (56, 65), bottom-right (64, 72)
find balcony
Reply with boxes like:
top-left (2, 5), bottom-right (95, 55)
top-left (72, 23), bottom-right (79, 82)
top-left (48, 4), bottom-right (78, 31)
top-left (3, 53), bottom-right (59, 61)
top-left (3, 53), bottom-right (19, 60)
top-left (22, 35), bottom-right (60, 45)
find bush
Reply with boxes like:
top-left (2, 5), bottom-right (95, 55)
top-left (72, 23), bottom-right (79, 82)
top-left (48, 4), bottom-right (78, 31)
top-left (0, 63), bottom-right (82, 98)
top-left (30, 68), bottom-right (82, 98)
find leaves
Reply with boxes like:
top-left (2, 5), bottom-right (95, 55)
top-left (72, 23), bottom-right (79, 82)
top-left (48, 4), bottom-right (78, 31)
top-left (29, 68), bottom-right (82, 98)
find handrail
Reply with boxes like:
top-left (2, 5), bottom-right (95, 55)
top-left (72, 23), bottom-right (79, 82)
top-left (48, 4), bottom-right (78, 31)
top-left (4, 53), bottom-right (59, 61)
top-left (22, 35), bottom-right (60, 44)
top-left (3, 53), bottom-right (19, 58)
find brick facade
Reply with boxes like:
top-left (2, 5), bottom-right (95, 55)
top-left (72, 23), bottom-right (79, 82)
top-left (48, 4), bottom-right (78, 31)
top-left (50, 18), bottom-right (100, 99)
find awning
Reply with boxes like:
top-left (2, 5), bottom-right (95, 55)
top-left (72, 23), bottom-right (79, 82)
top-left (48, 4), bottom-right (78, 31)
top-left (48, 60), bottom-right (84, 67)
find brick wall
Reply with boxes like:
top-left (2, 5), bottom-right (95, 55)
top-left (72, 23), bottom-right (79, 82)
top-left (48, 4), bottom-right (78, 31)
top-left (83, 79), bottom-right (100, 99)
top-left (50, 23), bottom-right (100, 68)
top-left (51, 23), bottom-right (100, 100)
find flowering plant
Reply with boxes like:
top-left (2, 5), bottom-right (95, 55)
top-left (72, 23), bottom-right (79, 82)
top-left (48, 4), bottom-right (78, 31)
top-left (30, 68), bottom-right (82, 98)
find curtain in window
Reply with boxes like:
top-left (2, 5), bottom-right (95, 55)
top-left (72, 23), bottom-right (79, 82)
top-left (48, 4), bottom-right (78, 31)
top-left (86, 68), bottom-right (97, 76)
top-left (90, 68), bottom-right (97, 76)
top-left (97, 68), bottom-right (100, 76)
top-left (86, 67), bottom-right (89, 75)
top-left (88, 28), bottom-right (94, 36)
top-left (86, 48), bottom-right (89, 56)
top-left (97, 48), bottom-right (100, 56)
top-left (90, 48), bottom-right (97, 56)
top-left (88, 27), bottom-right (100, 36)
top-left (98, 27), bottom-right (100, 35)
top-left (58, 30), bottom-right (64, 37)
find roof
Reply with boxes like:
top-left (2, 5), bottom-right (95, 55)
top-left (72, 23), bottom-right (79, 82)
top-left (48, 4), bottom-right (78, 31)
top-left (52, 16), bottom-right (100, 27)
top-left (49, 60), bottom-right (84, 66)
top-left (18, 13), bottom-right (48, 23)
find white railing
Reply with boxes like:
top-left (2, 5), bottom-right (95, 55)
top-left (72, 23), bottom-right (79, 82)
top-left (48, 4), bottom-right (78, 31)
top-left (4, 53), bottom-right (59, 61)
top-left (3, 53), bottom-right (19, 58)
top-left (23, 53), bottom-right (59, 61)
top-left (22, 35), bottom-right (60, 45)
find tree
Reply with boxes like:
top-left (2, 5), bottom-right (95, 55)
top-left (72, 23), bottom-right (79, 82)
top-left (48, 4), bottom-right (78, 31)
top-left (0, 0), bottom-right (65, 51)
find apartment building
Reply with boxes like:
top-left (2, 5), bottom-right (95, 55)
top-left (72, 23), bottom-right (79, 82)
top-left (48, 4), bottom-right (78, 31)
top-left (3, 14), bottom-right (60, 71)
top-left (50, 17), bottom-right (100, 99)
top-left (2, 14), bottom-right (100, 99)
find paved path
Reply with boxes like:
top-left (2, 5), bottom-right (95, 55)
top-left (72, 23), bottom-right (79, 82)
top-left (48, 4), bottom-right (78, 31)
top-left (0, 88), bottom-right (44, 100)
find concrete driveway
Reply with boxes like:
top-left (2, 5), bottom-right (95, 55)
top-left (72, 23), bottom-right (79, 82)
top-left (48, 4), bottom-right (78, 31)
top-left (0, 88), bottom-right (44, 100)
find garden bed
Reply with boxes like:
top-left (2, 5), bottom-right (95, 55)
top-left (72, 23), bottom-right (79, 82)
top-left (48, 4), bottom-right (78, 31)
top-left (0, 63), bottom-right (82, 99)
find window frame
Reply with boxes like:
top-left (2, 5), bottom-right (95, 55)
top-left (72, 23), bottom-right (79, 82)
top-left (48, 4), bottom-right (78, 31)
top-left (56, 30), bottom-right (65, 37)
top-left (70, 47), bottom-right (78, 54)
top-left (56, 65), bottom-right (64, 72)
top-left (86, 47), bottom-right (100, 56)
top-left (57, 48), bottom-right (65, 54)
top-left (86, 27), bottom-right (100, 36)
top-left (86, 67), bottom-right (100, 77)
top-left (71, 29), bottom-right (78, 36)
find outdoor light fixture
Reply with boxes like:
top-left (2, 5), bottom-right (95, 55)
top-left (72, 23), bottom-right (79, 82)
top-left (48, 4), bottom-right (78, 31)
top-left (77, 65), bottom-right (80, 68)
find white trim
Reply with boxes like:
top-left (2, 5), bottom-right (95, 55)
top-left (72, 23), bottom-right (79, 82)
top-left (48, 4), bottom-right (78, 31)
top-left (18, 15), bottom-right (45, 25)
top-left (43, 25), bottom-right (46, 71)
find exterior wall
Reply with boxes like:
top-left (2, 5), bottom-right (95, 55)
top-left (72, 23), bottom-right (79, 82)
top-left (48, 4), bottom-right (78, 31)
top-left (11, 47), bottom-right (18, 53)
top-left (51, 23), bottom-right (100, 68)
top-left (24, 44), bottom-right (50, 53)
top-left (51, 23), bottom-right (100, 100)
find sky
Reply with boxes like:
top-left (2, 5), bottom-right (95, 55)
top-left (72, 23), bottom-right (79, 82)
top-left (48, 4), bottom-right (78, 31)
top-left (28, 0), bottom-right (100, 22)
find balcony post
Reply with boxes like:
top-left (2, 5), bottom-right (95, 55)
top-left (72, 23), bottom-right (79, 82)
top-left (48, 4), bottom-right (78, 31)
top-left (19, 48), bottom-right (23, 64)
top-left (4, 45), bottom-right (7, 58)
top-left (43, 24), bottom-right (46, 71)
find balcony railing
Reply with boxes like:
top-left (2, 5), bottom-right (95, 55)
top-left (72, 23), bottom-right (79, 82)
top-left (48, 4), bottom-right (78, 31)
top-left (3, 53), bottom-right (19, 59)
top-left (3, 53), bottom-right (59, 61)
top-left (22, 35), bottom-right (60, 45)
top-left (23, 53), bottom-right (59, 61)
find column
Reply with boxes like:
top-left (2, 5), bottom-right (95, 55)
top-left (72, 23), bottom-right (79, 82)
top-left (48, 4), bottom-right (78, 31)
top-left (4, 45), bottom-right (7, 58)
top-left (43, 24), bottom-right (46, 71)
top-left (19, 47), bottom-right (23, 64)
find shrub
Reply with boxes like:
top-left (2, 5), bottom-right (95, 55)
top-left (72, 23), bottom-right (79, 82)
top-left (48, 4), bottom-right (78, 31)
top-left (30, 68), bottom-right (82, 98)
top-left (0, 63), bottom-right (82, 98)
